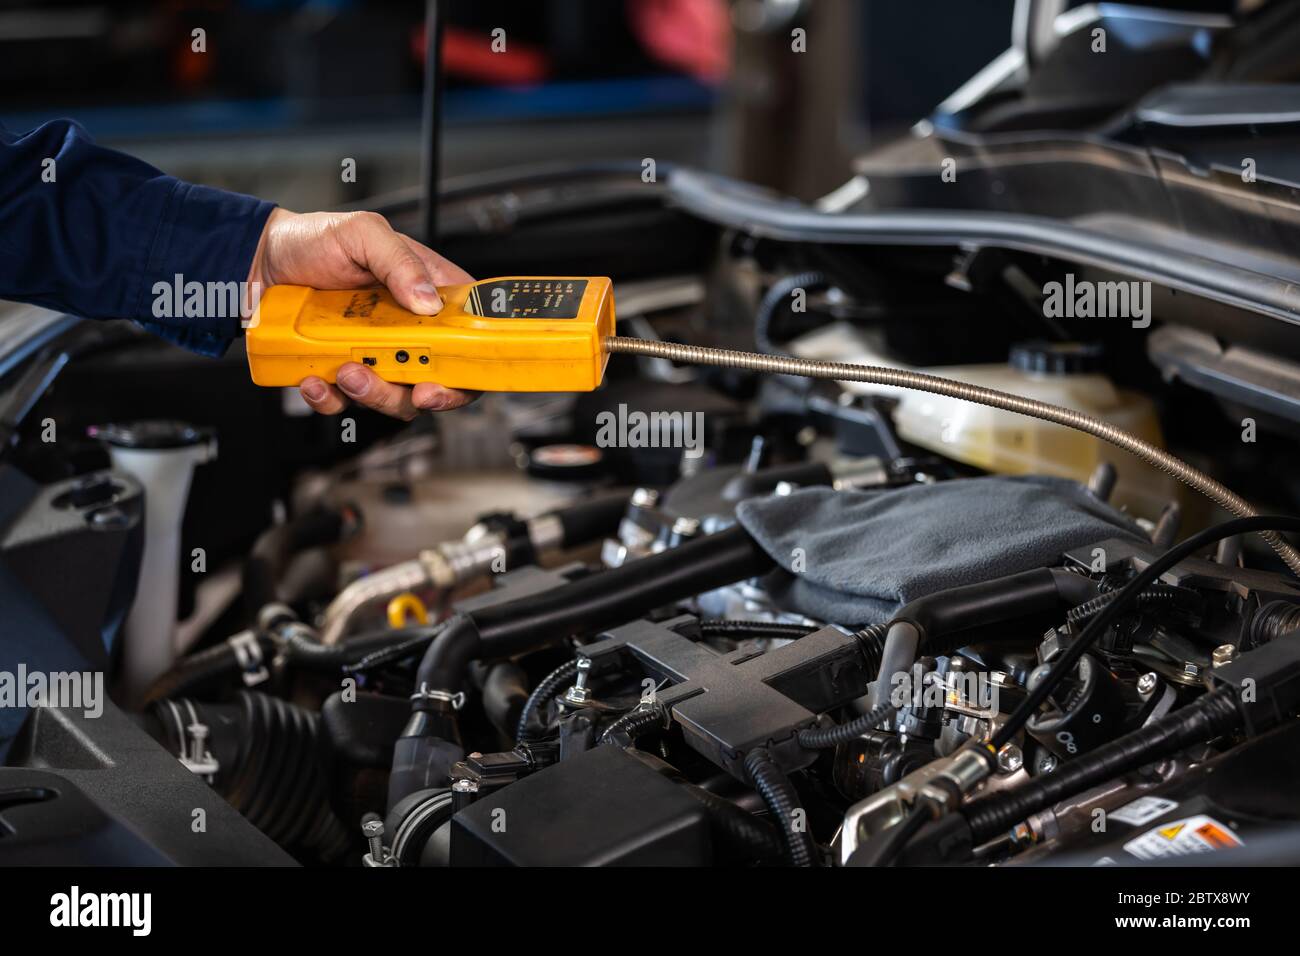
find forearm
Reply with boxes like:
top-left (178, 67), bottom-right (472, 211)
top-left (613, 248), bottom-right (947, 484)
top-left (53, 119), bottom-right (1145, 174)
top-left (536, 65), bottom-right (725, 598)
top-left (0, 118), bottom-right (275, 356)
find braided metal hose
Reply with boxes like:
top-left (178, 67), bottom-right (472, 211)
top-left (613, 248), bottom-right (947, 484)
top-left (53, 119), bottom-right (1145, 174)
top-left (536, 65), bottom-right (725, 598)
top-left (604, 337), bottom-right (1300, 577)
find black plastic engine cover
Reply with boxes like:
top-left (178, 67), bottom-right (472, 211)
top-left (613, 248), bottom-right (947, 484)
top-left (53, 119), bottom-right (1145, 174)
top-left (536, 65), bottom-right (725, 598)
top-left (449, 745), bottom-right (711, 866)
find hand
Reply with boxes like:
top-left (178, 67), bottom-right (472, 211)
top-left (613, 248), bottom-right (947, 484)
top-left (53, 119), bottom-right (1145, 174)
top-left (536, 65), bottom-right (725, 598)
top-left (247, 208), bottom-right (478, 420)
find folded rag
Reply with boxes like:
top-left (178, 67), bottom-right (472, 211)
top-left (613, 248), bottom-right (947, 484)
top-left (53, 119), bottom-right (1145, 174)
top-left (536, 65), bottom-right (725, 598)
top-left (735, 474), bottom-right (1145, 626)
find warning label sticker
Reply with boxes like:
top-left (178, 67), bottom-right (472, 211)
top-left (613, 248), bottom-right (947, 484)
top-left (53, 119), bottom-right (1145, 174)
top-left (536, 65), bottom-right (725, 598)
top-left (1111, 795), bottom-right (1179, 827)
top-left (1122, 815), bottom-right (1243, 860)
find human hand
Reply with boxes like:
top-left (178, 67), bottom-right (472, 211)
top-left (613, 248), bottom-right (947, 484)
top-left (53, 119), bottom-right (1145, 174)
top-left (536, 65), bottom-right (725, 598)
top-left (248, 208), bottom-right (478, 420)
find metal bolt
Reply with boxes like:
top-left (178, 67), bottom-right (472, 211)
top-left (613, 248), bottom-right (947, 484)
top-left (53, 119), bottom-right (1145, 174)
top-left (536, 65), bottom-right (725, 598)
top-left (451, 778), bottom-right (479, 812)
top-left (1183, 661), bottom-right (1202, 681)
top-left (1038, 754), bottom-right (1059, 774)
top-left (1211, 644), bottom-right (1236, 668)
top-left (360, 815), bottom-right (385, 865)
top-left (1137, 672), bottom-right (1159, 695)
top-left (670, 516), bottom-right (700, 538)
top-left (186, 722), bottom-right (208, 763)
top-left (565, 658), bottom-right (593, 705)
top-left (996, 743), bottom-right (1024, 774)
top-left (630, 487), bottom-right (659, 509)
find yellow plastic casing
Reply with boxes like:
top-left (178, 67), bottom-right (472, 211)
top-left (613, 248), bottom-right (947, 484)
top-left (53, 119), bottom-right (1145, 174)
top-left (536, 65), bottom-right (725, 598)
top-left (246, 276), bottom-right (615, 392)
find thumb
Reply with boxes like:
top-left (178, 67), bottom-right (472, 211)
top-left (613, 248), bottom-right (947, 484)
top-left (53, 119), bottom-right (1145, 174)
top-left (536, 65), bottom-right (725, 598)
top-left (345, 212), bottom-right (443, 315)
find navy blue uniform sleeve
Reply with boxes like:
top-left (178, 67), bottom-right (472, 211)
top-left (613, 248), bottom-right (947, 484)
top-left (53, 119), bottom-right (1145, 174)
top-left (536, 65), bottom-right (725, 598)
top-left (0, 118), bottom-right (276, 357)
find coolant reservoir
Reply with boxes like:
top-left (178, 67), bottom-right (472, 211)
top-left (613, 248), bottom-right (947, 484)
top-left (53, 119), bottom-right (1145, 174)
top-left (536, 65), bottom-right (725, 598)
top-left (791, 326), bottom-right (1179, 523)
top-left (889, 342), bottom-right (1176, 521)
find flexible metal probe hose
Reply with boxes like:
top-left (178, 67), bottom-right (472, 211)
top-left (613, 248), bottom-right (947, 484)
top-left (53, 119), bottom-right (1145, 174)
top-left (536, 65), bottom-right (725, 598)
top-left (604, 336), bottom-right (1300, 576)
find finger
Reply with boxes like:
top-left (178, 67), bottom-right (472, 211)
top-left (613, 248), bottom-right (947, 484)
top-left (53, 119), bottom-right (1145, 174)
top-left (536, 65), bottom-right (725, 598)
top-left (299, 376), bottom-right (349, 415)
top-left (399, 235), bottom-right (475, 285)
top-left (336, 362), bottom-right (420, 420)
top-left (337, 212), bottom-right (443, 315)
top-left (411, 382), bottom-right (479, 412)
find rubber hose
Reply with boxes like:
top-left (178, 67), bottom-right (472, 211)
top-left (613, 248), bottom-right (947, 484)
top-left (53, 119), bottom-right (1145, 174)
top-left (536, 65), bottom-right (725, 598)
top-left (277, 620), bottom-right (438, 671)
top-left (143, 635), bottom-right (275, 704)
top-left (555, 492), bottom-right (632, 548)
top-left (744, 747), bottom-right (816, 867)
top-left (626, 748), bottom-right (786, 863)
top-left (853, 568), bottom-right (1095, 689)
top-left (414, 525), bottom-right (774, 697)
top-left (242, 504), bottom-right (354, 616)
top-left (481, 661), bottom-right (530, 739)
top-left (143, 620), bottom-right (426, 703)
top-left (682, 783), bottom-right (786, 863)
top-left (151, 691), bottom-right (352, 861)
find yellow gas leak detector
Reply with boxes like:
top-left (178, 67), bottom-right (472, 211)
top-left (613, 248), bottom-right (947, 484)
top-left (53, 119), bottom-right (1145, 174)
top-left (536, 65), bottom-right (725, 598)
top-left (246, 277), bottom-right (615, 392)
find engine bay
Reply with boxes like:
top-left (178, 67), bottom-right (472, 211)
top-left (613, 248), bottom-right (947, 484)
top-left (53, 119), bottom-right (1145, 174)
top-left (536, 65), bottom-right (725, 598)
top-left (8, 1), bottom-right (1300, 873)
top-left (7, 203), bottom-right (1300, 868)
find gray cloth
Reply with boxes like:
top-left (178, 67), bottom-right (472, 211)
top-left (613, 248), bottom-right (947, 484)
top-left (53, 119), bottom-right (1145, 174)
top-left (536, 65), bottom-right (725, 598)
top-left (735, 475), bottom-right (1144, 626)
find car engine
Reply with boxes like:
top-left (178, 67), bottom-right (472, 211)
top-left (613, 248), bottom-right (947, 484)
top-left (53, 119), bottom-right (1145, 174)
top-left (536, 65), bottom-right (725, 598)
top-left (6, 2), bottom-right (1300, 873)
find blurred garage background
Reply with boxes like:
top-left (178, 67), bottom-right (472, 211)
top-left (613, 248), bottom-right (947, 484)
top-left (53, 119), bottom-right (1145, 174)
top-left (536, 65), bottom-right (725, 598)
top-left (0, 0), bottom-right (1014, 209)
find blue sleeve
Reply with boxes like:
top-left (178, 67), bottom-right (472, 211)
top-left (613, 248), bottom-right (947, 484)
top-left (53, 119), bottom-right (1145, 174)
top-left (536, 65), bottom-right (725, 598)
top-left (0, 118), bottom-right (276, 357)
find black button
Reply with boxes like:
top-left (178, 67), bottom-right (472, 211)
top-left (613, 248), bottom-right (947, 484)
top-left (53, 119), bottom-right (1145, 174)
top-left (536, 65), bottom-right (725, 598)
top-left (395, 350), bottom-right (409, 364)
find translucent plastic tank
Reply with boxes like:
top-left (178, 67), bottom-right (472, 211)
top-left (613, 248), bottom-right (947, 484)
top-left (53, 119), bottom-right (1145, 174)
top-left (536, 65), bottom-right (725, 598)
top-left (796, 330), bottom-right (1179, 522)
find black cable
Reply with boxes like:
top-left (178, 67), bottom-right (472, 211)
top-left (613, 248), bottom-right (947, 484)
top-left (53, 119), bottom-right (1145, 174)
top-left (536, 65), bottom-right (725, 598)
top-left (277, 621), bottom-right (435, 669)
top-left (145, 620), bottom-right (434, 702)
top-left (755, 272), bottom-right (828, 355)
top-left (599, 704), bottom-right (666, 746)
top-left (1064, 582), bottom-right (1184, 627)
top-left (343, 620), bottom-right (453, 675)
top-left (515, 658), bottom-right (579, 742)
top-left (743, 747), bottom-right (817, 867)
top-left (797, 701), bottom-right (895, 750)
top-left (699, 620), bottom-right (818, 640)
top-left (991, 515), bottom-right (1300, 752)
top-left (964, 686), bottom-right (1242, 844)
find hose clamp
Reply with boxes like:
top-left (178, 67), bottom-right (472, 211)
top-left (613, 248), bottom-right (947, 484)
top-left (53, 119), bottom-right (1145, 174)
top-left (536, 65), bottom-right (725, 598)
top-left (410, 685), bottom-right (466, 710)
top-left (228, 629), bottom-right (269, 687)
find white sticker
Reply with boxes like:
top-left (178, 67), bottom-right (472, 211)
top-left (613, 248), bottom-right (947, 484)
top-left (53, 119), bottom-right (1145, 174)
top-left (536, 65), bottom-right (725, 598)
top-left (1123, 815), bottom-right (1242, 861)
top-left (1111, 795), bottom-right (1178, 827)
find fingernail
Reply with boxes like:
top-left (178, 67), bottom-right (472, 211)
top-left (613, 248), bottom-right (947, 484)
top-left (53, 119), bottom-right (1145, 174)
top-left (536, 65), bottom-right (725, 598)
top-left (338, 366), bottom-right (369, 396)
top-left (414, 281), bottom-right (442, 312)
top-left (301, 379), bottom-right (327, 402)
